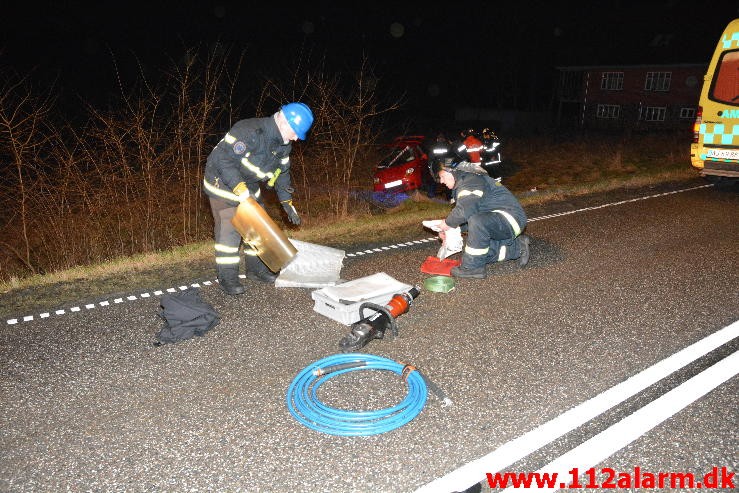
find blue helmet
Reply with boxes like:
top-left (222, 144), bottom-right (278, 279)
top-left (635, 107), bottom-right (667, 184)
top-left (281, 102), bottom-right (314, 140)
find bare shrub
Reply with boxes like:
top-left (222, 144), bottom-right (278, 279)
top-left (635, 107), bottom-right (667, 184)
top-left (261, 55), bottom-right (403, 217)
top-left (0, 69), bottom-right (57, 275)
top-left (0, 46), bottom-right (241, 281)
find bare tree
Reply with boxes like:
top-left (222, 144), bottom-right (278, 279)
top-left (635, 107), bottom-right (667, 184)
top-left (0, 69), bottom-right (55, 274)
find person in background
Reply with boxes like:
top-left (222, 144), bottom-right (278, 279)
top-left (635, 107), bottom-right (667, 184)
top-left (456, 128), bottom-right (484, 165)
top-left (202, 103), bottom-right (314, 295)
top-left (480, 127), bottom-right (502, 170)
top-left (423, 132), bottom-right (453, 199)
top-left (433, 161), bottom-right (530, 279)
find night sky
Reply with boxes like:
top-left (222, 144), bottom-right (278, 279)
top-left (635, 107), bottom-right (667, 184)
top-left (2, 1), bottom-right (738, 120)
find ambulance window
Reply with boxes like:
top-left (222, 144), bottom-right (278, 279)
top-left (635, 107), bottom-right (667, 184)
top-left (711, 50), bottom-right (739, 105)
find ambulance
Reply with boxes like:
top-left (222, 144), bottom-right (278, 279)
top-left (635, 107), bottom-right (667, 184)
top-left (691, 18), bottom-right (739, 181)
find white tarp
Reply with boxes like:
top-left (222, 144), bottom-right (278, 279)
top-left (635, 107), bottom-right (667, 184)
top-left (314, 272), bottom-right (411, 303)
top-left (274, 239), bottom-right (346, 288)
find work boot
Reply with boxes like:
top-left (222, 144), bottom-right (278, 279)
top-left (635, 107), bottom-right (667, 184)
top-left (245, 255), bottom-right (278, 283)
top-left (217, 265), bottom-right (245, 295)
top-left (451, 264), bottom-right (486, 279)
top-left (517, 234), bottom-right (531, 267)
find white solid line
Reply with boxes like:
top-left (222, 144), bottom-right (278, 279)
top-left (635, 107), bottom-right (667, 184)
top-left (414, 320), bottom-right (739, 493)
top-left (503, 350), bottom-right (739, 492)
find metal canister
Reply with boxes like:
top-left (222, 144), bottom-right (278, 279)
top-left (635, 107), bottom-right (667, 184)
top-left (231, 197), bottom-right (297, 272)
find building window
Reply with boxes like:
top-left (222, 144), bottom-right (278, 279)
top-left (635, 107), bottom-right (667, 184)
top-left (645, 71), bottom-right (672, 91)
top-left (596, 104), bottom-right (621, 119)
top-left (680, 107), bottom-right (696, 119)
top-left (642, 106), bottom-right (667, 121)
top-left (600, 72), bottom-right (624, 90)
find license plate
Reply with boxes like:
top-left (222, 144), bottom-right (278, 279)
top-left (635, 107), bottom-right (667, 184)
top-left (706, 148), bottom-right (739, 160)
top-left (384, 180), bottom-right (403, 189)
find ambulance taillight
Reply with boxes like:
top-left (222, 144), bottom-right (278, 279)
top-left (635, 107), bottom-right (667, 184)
top-left (692, 106), bottom-right (702, 144)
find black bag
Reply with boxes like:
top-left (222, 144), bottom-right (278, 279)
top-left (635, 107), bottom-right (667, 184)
top-left (155, 289), bottom-right (220, 345)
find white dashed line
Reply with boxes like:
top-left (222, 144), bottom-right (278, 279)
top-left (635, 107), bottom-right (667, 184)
top-left (3, 185), bottom-right (712, 326)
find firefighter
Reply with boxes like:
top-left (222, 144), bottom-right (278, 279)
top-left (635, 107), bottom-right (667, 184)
top-left (456, 128), bottom-right (484, 164)
top-left (202, 102), bottom-right (314, 295)
top-left (424, 132), bottom-right (452, 198)
top-left (480, 127), bottom-right (502, 169)
top-left (433, 162), bottom-right (530, 279)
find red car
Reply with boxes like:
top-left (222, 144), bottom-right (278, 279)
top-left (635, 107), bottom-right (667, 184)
top-left (372, 136), bottom-right (428, 193)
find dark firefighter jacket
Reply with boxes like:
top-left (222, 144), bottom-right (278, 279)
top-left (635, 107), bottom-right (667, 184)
top-left (445, 172), bottom-right (527, 233)
top-left (203, 116), bottom-right (293, 205)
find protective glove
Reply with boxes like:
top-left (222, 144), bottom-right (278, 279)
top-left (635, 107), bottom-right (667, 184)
top-left (281, 199), bottom-right (301, 225)
top-left (233, 182), bottom-right (250, 203)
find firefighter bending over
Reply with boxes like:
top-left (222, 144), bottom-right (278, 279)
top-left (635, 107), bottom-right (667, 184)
top-left (433, 161), bottom-right (530, 279)
top-left (202, 103), bottom-right (314, 295)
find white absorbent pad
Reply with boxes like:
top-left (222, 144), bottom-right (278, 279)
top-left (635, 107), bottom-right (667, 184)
top-left (423, 220), bottom-right (463, 259)
top-left (274, 239), bottom-right (346, 288)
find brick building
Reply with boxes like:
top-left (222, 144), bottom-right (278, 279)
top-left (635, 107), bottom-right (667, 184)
top-left (555, 63), bottom-right (706, 130)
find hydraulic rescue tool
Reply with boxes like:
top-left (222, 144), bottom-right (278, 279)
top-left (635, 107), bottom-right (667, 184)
top-left (338, 286), bottom-right (421, 352)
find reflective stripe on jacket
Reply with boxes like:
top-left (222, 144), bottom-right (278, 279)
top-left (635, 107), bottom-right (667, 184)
top-left (203, 116), bottom-right (293, 204)
top-left (445, 172), bottom-right (527, 233)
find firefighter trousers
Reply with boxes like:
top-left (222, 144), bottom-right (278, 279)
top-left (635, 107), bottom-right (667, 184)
top-left (462, 211), bottom-right (523, 269)
top-left (209, 192), bottom-right (273, 272)
top-left (209, 196), bottom-right (243, 268)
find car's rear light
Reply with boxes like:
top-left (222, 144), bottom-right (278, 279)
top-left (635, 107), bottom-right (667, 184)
top-left (693, 106), bottom-right (702, 143)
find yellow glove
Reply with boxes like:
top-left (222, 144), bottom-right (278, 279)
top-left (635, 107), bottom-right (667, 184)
top-left (233, 182), bottom-right (250, 202)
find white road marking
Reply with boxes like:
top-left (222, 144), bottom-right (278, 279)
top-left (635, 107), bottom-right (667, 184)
top-left (1, 184), bottom-right (715, 325)
top-left (501, 349), bottom-right (739, 492)
top-left (414, 320), bottom-right (739, 493)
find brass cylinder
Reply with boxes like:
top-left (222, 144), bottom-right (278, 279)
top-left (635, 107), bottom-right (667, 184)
top-left (231, 197), bottom-right (297, 272)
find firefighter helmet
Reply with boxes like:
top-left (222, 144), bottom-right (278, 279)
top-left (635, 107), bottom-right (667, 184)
top-left (429, 157), bottom-right (458, 183)
top-left (482, 127), bottom-right (498, 140)
top-left (281, 102), bottom-right (314, 140)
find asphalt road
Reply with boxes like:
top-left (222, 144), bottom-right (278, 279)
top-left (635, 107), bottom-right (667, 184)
top-left (1, 180), bottom-right (737, 493)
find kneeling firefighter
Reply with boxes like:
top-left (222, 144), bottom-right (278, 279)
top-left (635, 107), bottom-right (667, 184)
top-left (432, 160), bottom-right (530, 279)
top-left (203, 103), bottom-right (314, 295)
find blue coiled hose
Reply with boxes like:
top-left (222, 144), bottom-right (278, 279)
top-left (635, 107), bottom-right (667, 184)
top-left (286, 353), bottom-right (428, 436)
